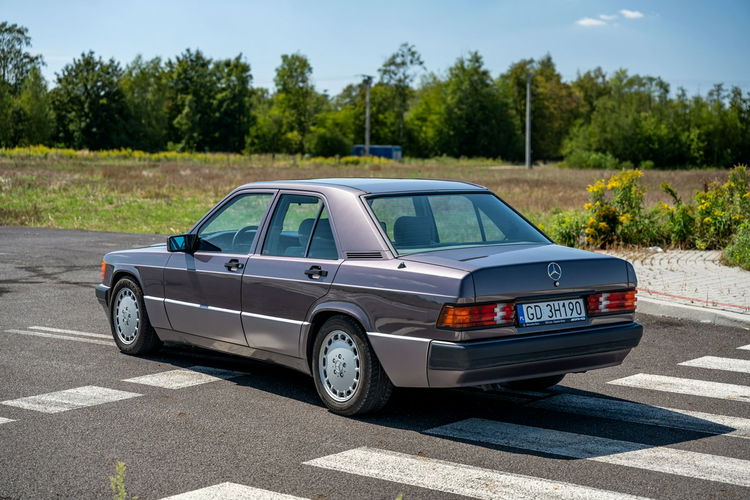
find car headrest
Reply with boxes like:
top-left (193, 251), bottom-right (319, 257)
top-left (298, 218), bottom-right (316, 245)
top-left (313, 218), bottom-right (333, 239)
top-left (394, 216), bottom-right (435, 247)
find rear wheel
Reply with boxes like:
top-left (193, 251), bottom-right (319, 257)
top-left (110, 277), bottom-right (162, 355)
top-left (500, 374), bottom-right (565, 391)
top-left (312, 315), bottom-right (392, 416)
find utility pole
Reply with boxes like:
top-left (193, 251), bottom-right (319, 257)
top-left (525, 72), bottom-right (532, 169)
top-left (363, 75), bottom-right (373, 156)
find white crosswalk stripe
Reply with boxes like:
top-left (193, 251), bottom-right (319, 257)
top-left (305, 447), bottom-right (648, 500)
top-left (4, 329), bottom-right (112, 346)
top-left (738, 344), bottom-right (750, 351)
top-left (160, 482), bottom-right (307, 500)
top-left (425, 419), bottom-right (750, 487)
top-left (28, 326), bottom-right (111, 339)
top-left (608, 373), bottom-right (750, 402)
top-left (0, 417), bottom-right (15, 425)
top-left (679, 355), bottom-right (750, 374)
top-left (1, 386), bottom-right (141, 413)
top-left (529, 393), bottom-right (750, 439)
top-left (122, 366), bottom-right (245, 389)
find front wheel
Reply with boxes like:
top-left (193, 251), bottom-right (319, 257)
top-left (312, 316), bottom-right (393, 416)
top-left (500, 373), bottom-right (565, 391)
top-left (109, 277), bottom-right (162, 355)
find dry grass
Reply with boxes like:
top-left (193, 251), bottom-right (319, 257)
top-left (0, 155), bottom-right (730, 234)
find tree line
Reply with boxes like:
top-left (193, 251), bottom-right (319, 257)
top-left (1, 22), bottom-right (748, 167)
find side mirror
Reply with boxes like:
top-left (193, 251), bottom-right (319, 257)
top-left (167, 234), bottom-right (198, 253)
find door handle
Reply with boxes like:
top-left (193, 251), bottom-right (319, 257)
top-left (224, 258), bottom-right (244, 271)
top-left (304, 265), bottom-right (328, 279)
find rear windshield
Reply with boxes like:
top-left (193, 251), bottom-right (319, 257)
top-left (367, 192), bottom-right (549, 255)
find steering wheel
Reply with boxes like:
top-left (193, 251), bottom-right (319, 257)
top-left (231, 225), bottom-right (258, 252)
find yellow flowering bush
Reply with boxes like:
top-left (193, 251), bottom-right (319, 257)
top-left (691, 164), bottom-right (749, 249)
top-left (580, 169), bottom-right (654, 247)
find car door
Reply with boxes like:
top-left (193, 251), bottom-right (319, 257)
top-left (241, 192), bottom-right (343, 357)
top-left (164, 191), bottom-right (275, 345)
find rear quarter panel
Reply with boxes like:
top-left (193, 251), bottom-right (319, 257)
top-left (313, 259), bottom-right (473, 387)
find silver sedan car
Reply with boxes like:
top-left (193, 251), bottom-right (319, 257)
top-left (96, 178), bottom-right (643, 415)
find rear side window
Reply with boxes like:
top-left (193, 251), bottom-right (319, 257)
top-left (368, 192), bottom-right (547, 255)
top-left (262, 194), bottom-right (339, 259)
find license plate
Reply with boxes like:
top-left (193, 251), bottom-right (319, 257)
top-left (516, 298), bottom-right (586, 326)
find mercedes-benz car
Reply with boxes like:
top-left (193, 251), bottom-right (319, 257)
top-left (96, 178), bottom-right (643, 415)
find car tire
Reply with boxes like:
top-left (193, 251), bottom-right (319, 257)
top-left (312, 315), bottom-right (393, 416)
top-left (500, 374), bottom-right (565, 391)
top-left (109, 277), bottom-right (162, 355)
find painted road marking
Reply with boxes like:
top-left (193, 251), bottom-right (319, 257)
top-left (1, 386), bottom-right (141, 414)
top-left (679, 356), bottom-right (750, 374)
top-left (122, 365), bottom-right (245, 389)
top-left (0, 417), bottom-right (15, 425)
top-left (4, 329), bottom-right (112, 346)
top-left (426, 419), bottom-right (750, 487)
top-left (738, 345), bottom-right (750, 351)
top-left (160, 482), bottom-right (307, 500)
top-left (608, 374), bottom-right (750, 402)
top-left (305, 447), bottom-right (649, 500)
top-left (29, 326), bottom-right (111, 339)
top-left (529, 393), bottom-right (750, 439)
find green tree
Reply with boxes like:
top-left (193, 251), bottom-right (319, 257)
top-left (500, 54), bottom-right (578, 160)
top-left (11, 66), bottom-right (52, 145)
top-left (405, 74), bottom-right (447, 157)
top-left (50, 51), bottom-right (129, 149)
top-left (439, 52), bottom-right (519, 158)
top-left (378, 42), bottom-right (424, 145)
top-left (272, 53), bottom-right (321, 153)
top-left (165, 49), bottom-right (215, 151)
top-left (571, 67), bottom-right (610, 123)
top-left (211, 55), bottom-right (253, 152)
top-left (246, 88), bottom-right (285, 153)
top-left (121, 56), bottom-right (168, 151)
top-left (0, 81), bottom-right (11, 146)
top-left (0, 22), bottom-right (43, 93)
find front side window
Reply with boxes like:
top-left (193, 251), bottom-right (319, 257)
top-left (197, 193), bottom-right (274, 253)
top-left (262, 194), bottom-right (338, 259)
top-left (368, 192), bottom-right (548, 255)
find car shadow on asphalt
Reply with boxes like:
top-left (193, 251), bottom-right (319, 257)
top-left (141, 343), bottom-right (738, 461)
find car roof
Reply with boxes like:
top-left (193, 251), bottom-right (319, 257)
top-left (237, 178), bottom-right (487, 195)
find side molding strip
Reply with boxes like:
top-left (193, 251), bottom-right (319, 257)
top-left (242, 311), bottom-right (310, 326)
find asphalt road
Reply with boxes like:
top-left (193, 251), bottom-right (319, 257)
top-left (1, 226), bottom-right (749, 500)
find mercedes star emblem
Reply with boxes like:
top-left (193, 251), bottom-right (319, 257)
top-left (547, 262), bottom-right (562, 281)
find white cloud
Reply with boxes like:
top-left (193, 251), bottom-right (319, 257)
top-left (599, 14), bottom-right (617, 21)
top-left (576, 17), bottom-right (607, 27)
top-left (620, 9), bottom-right (645, 19)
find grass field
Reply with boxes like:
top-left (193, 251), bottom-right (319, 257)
top-left (0, 152), bottom-right (730, 235)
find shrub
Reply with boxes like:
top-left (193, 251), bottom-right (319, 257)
top-left (724, 221), bottom-right (750, 271)
top-left (562, 149), bottom-right (621, 169)
top-left (693, 164), bottom-right (749, 249)
top-left (581, 169), bottom-right (663, 247)
top-left (659, 182), bottom-right (696, 247)
top-left (548, 210), bottom-right (586, 247)
top-left (304, 126), bottom-right (351, 157)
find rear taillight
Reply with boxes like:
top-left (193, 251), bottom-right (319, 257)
top-left (586, 290), bottom-right (637, 315)
top-left (100, 259), bottom-right (107, 282)
top-left (437, 302), bottom-right (515, 329)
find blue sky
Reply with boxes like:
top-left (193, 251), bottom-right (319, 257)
top-left (2, 0), bottom-right (748, 95)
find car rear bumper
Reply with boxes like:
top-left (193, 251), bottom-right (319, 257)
top-left (426, 321), bottom-right (643, 388)
top-left (95, 284), bottom-right (109, 311)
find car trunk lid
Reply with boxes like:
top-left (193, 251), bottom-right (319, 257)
top-left (401, 243), bottom-right (632, 301)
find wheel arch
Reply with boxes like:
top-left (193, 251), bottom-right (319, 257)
top-left (110, 266), bottom-right (143, 289)
top-left (302, 301), bottom-right (373, 372)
